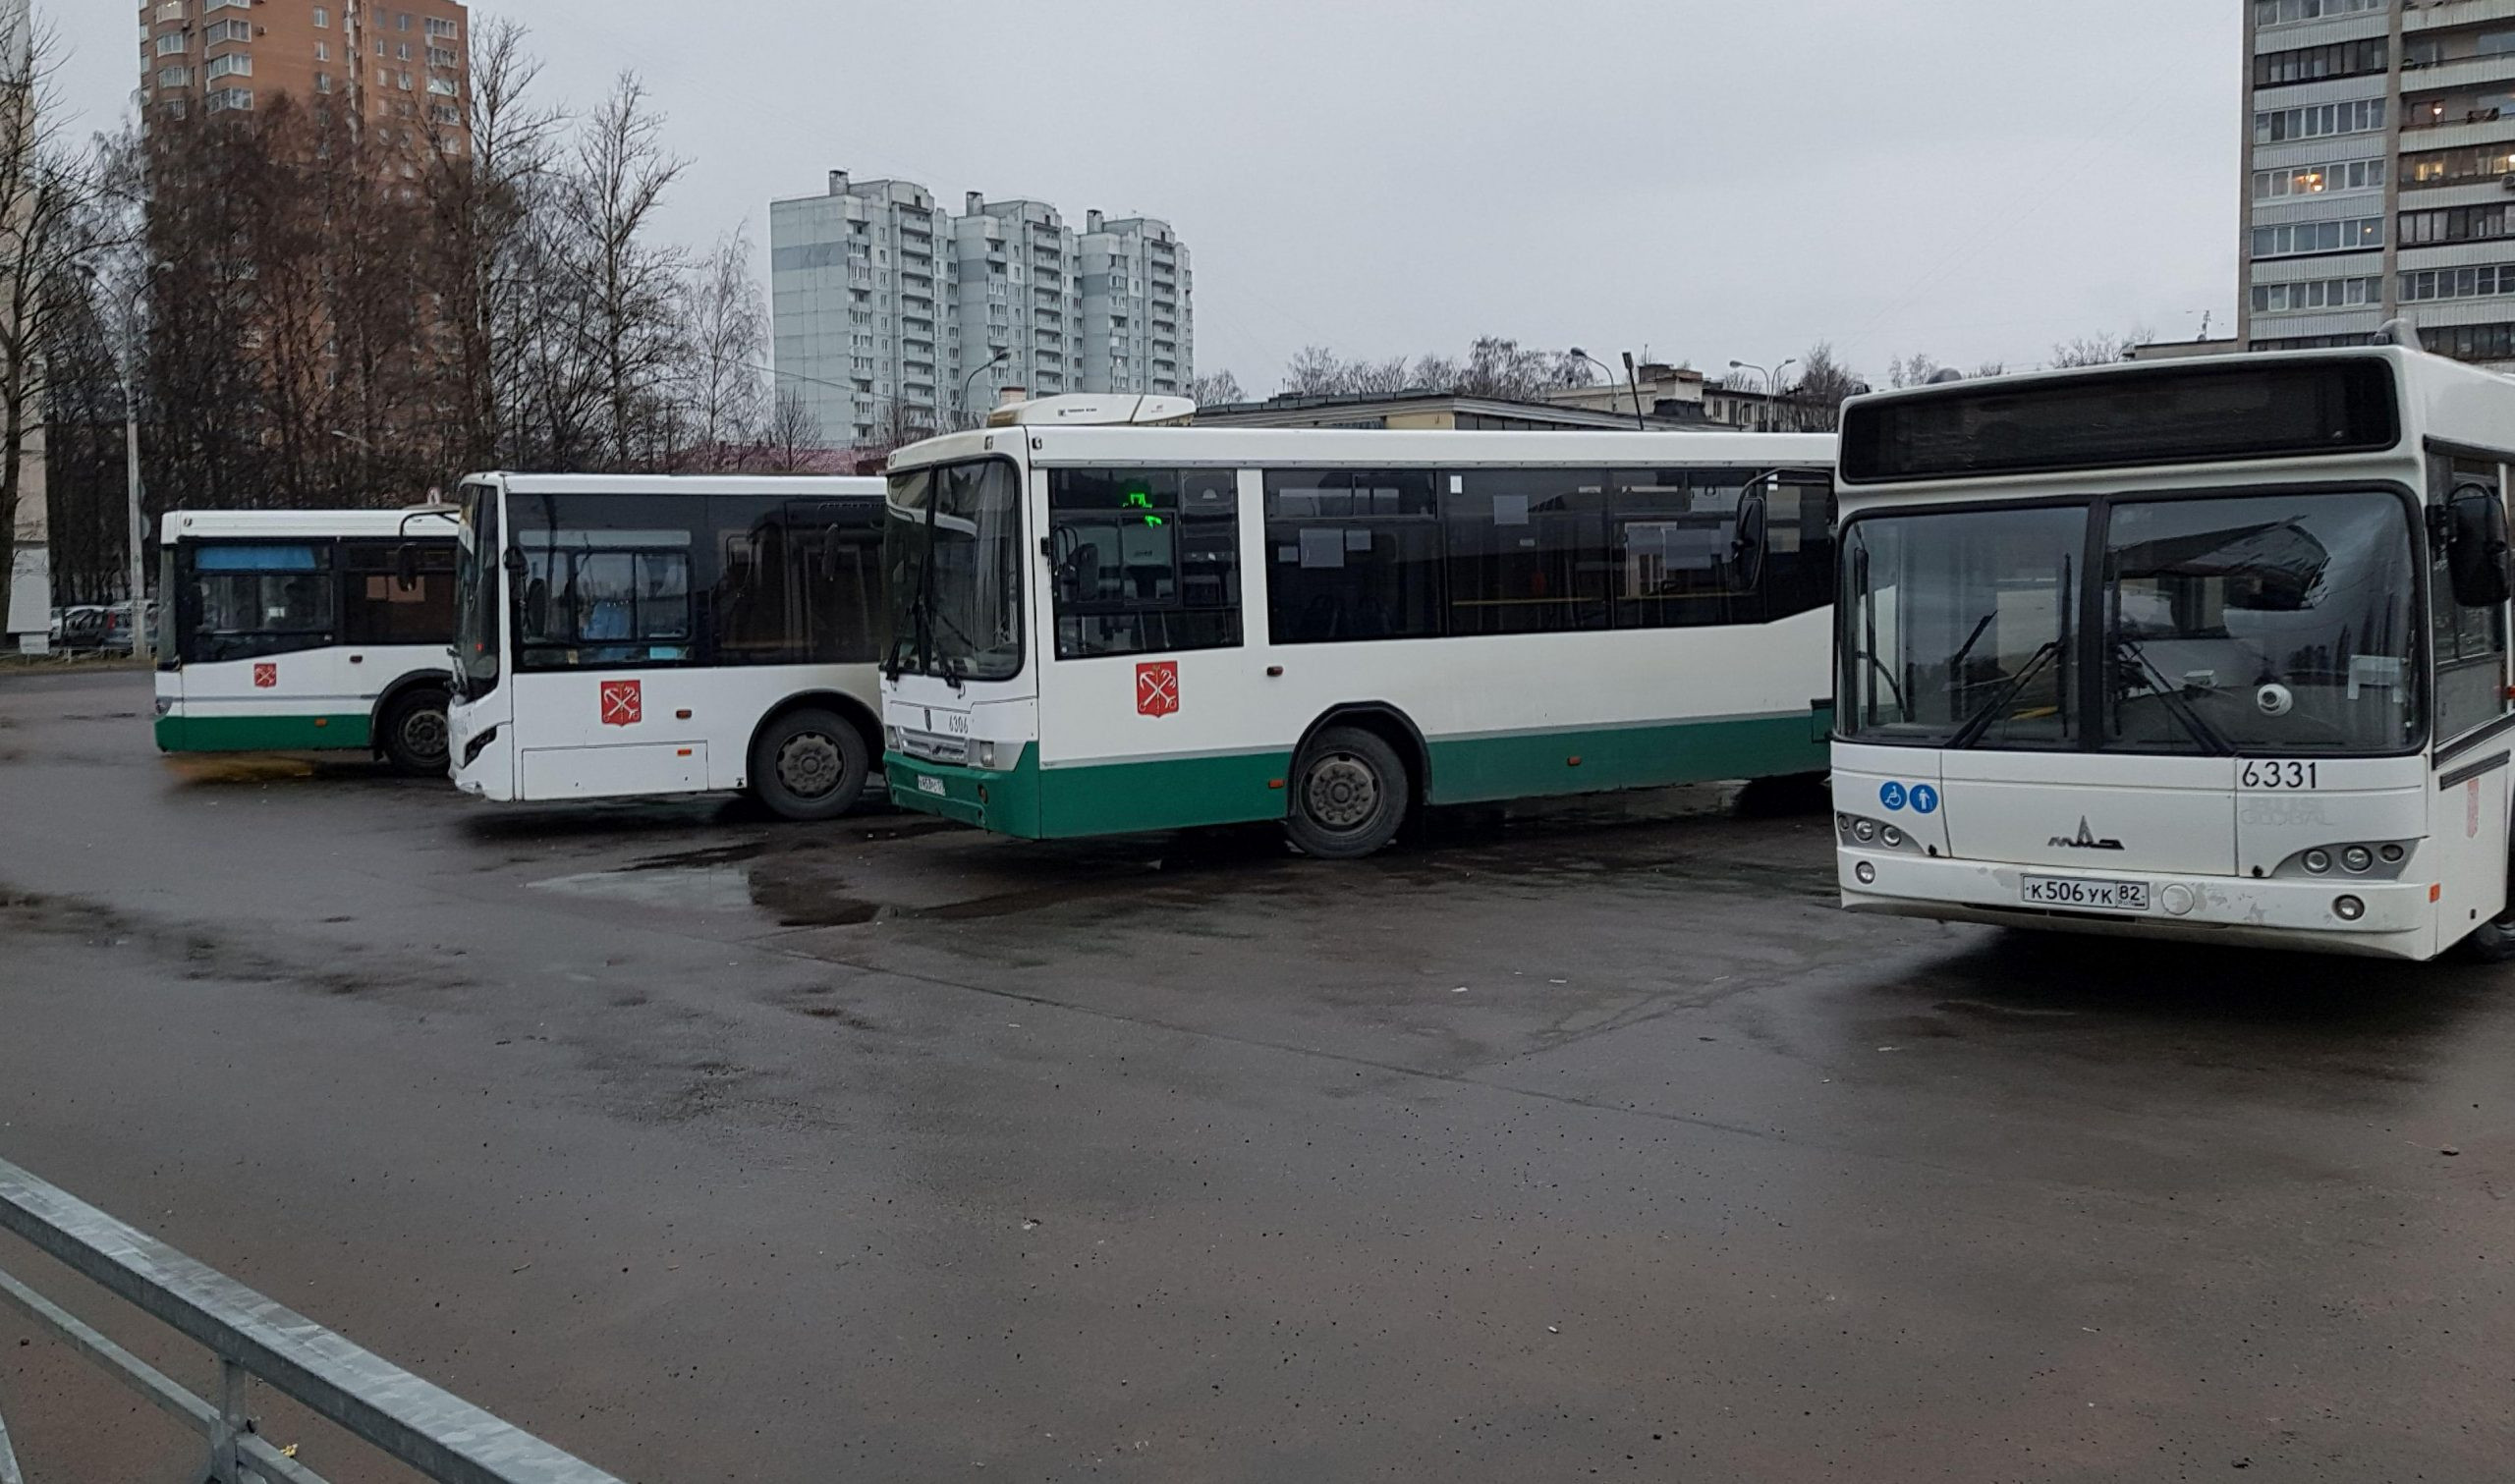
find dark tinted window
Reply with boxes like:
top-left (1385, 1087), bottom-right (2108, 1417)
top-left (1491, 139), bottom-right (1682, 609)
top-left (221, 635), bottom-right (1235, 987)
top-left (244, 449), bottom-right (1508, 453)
top-left (1443, 468), bottom-right (1610, 635)
top-left (341, 539), bottom-right (456, 646)
top-left (1263, 469), bottom-right (1443, 643)
top-left (1841, 360), bottom-right (2401, 482)
top-left (1047, 467), bottom-right (1242, 659)
top-left (1609, 467), bottom-right (1761, 628)
top-left (181, 541), bottom-right (337, 663)
top-left (512, 493), bottom-right (699, 671)
top-left (1764, 470), bottom-right (1837, 621)
top-left (711, 495), bottom-right (884, 665)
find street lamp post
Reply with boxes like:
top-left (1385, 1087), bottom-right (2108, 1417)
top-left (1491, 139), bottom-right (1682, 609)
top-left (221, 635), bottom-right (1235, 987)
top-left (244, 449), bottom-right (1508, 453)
top-left (79, 262), bottom-right (159, 651)
top-left (1727, 359), bottom-right (1768, 431)
top-left (1567, 348), bottom-right (1644, 430)
top-left (962, 346), bottom-right (1012, 425)
top-left (1769, 357), bottom-right (1798, 430)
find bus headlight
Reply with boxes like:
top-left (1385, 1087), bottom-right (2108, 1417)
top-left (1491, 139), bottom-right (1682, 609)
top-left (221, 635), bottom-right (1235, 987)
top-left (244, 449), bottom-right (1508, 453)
top-left (1855, 861), bottom-right (1876, 885)
top-left (975, 740), bottom-right (999, 770)
top-left (1881, 825), bottom-right (1904, 848)
top-left (1854, 820), bottom-right (1877, 843)
top-left (2303, 849), bottom-right (2332, 874)
top-left (2341, 846), bottom-right (2373, 874)
top-left (2333, 895), bottom-right (2366, 922)
top-left (884, 726), bottom-right (903, 751)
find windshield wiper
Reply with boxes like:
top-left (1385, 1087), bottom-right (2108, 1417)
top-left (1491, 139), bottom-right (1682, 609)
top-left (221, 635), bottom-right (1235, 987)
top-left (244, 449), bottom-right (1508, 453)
top-left (2113, 637), bottom-right (2230, 754)
top-left (1948, 639), bottom-right (2061, 749)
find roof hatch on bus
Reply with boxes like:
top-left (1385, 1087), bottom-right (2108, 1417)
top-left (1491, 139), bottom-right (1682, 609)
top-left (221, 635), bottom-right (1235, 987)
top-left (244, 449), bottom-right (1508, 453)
top-left (984, 392), bottom-right (1196, 428)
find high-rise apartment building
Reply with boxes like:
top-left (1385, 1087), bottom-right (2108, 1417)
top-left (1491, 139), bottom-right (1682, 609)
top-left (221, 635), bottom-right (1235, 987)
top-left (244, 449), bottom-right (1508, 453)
top-left (138, 0), bottom-right (469, 153)
top-left (951, 194), bottom-right (1082, 409)
top-left (769, 173), bottom-right (955, 449)
top-left (771, 171), bottom-right (1192, 452)
top-left (2241, 0), bottom-right (2515, 365)
top-left (1078, 212), bottom-right (1192, 399)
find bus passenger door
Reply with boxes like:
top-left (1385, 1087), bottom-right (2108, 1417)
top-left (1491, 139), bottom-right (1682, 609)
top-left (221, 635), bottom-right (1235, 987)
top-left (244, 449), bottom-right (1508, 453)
top-left (2430, 455), bottom-right (2514, 948)
top-left (1033, 467), bottom-right (1274, 835)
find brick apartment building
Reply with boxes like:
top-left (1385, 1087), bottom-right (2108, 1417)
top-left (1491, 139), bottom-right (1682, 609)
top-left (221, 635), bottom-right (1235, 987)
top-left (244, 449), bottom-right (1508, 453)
top-left (138, 0), bottom-right (468, 153)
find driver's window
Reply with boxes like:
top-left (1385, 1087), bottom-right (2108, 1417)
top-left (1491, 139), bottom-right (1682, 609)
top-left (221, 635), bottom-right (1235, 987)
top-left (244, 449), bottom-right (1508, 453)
top-left (2431, 452), bottom-right (2510, 742)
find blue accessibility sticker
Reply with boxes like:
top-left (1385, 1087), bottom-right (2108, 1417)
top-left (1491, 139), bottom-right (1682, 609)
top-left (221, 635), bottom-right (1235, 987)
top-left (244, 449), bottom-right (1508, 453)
top-left (1910, 785), bottom-right (1939, 816)
top-left (1879, 782), bottom-right (1908, 811)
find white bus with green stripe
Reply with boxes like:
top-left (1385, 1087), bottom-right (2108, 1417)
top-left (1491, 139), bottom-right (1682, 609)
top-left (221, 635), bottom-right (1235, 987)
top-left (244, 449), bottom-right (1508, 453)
top-left (154, 507), bottom-right (461, 774)
top-left (880, 395), bottom-right (1837, 856)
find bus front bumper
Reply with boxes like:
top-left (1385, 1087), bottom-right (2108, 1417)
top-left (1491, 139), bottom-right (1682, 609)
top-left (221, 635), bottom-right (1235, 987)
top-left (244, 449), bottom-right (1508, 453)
top-left (884, 748), bottom-right (1041, 838)
top-left (1839, 849), bottom-right (2438, 960)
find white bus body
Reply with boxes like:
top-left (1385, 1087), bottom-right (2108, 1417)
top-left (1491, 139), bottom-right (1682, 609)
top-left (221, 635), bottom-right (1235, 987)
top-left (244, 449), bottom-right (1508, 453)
top-left (445, 473), bottom-right (889, 820)
top-left (1832, 345), bottom-right (2515, 961)
top-left (154, 507), bottom-right (460, 774)
top-left (879, 401), bottom-right (1837, 855)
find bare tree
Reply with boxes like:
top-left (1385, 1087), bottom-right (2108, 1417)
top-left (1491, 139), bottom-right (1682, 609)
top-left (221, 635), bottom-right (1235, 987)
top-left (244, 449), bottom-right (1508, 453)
top-left (418, 16), bottom-right (561, 474)
top-left (2048, 330), bottom-right (2149, 368)
top-left (1187, 368), bottom-right (1243, 407)
top-left (1283, 345), bottom-right (1345, 396)
top-left (563, 73), bottom-right (689, 467)
top-left (0, 22), bottom-right (104, 632)
top-left (1781, 341), bottom-right (1864, 432)
top-left (758, 382), bottom-right (823, 472)
top-left (677, 227), bottom-right (768, 467)
top-left (1885, 353), bottom-right (1946, 389)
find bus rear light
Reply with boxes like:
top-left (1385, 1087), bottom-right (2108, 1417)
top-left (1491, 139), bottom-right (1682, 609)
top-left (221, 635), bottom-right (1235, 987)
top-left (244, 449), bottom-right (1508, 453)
top-left (2334, 895), bottom-right (2366, 922)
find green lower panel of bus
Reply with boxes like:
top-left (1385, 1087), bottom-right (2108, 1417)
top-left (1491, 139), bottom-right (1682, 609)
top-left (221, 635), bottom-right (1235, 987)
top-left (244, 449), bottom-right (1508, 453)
top-left (155, 712), bottom-right (372, 754)
top-left (886, 709), bottom-right (1827, 840)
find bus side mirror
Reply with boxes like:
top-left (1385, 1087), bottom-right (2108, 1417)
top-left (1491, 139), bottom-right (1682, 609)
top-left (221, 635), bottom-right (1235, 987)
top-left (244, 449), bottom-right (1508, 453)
top-left (1729, 490), bottom-right (1770, 593)
top-left (2447, 483), bottom-right (2512, 609)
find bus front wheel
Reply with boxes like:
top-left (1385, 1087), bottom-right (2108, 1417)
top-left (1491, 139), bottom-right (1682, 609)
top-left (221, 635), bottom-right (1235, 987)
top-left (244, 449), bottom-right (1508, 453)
top-left (751, 707), bottom-right (869, 822)
top-left (2460, 901), bottom-right (2515, 963)
top-left (1285, 725), bottom-right (1409, 860)
top-left (379, 687), bottom-right (451, 778)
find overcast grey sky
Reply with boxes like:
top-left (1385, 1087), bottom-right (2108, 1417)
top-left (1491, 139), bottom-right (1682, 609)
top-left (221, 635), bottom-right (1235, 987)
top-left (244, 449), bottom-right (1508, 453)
top-left (54, 1), bottom-right (2240, 390)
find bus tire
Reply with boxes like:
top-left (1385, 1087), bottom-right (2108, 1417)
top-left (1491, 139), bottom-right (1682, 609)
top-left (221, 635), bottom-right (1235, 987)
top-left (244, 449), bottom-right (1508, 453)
top-left (751, 707), bottom-right (869, 822)
top-left (1285, 725), bottom-right (1409, 859)
top-left (2459, 903), bottom-right (2515, 963)
top-left (378, 687), bottom-right (452, 778)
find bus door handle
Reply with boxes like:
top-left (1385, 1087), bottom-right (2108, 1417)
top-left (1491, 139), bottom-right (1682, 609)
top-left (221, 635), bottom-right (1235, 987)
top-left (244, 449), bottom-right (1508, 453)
top-left (349, 654), bottom-right (363, 664)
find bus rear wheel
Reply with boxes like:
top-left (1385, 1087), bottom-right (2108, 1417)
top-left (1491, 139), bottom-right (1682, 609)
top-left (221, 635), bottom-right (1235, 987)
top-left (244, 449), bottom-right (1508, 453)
top-left (379, 687), bottom-right (451, 778)
top-left (1285, 725), bottom-right (1409, 860)
top-left (751, 707), bottom-right (869, 823)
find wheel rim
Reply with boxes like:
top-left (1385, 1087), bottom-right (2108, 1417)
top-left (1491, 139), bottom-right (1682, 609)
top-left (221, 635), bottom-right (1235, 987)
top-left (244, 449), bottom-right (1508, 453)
top-left (1303, 751), bottom-right (1381, 833)
top-left (401, 707), bottom-right (448, 763)
top-left (776, 731), bottom-right (846, 799)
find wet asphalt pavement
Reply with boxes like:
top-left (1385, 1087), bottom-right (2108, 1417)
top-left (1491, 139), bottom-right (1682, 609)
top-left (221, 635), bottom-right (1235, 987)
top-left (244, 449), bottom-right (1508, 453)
top-left (0, 668), bottom-right (2511, 1482)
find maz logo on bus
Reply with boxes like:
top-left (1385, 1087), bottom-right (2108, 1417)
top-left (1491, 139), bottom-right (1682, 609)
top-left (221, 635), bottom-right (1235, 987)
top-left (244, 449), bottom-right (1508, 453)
top-left (2049, 817), bottom-right (2125, 852)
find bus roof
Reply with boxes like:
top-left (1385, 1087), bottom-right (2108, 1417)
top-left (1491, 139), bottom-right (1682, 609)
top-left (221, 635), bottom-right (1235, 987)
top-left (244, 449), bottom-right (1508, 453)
top-left (466, 472), bottom-right (886, 498)
top-left (161, 507), bottom-right (460, 543)
top-left (886, 425), bottom-right (1836, 474)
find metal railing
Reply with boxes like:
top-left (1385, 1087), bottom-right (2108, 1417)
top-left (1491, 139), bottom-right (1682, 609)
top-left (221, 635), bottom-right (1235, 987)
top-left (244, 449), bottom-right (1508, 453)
top-left (0, 1156), bottom-right (626, 1484)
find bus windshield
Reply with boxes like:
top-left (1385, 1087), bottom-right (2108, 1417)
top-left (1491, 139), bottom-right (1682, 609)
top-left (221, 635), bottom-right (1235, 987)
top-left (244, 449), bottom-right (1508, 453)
top-left (1843, 489), bottom-right (2422, 754)
top-left (883, 459), bottom-right (1024, 684)
top-left (453, 481), bottom-right (501, 699)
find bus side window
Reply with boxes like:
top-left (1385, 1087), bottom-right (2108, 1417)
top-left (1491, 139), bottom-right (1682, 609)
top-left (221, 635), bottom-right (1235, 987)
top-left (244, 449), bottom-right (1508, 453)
top-left (1046, 467), bottom-right (1241, 660)
top-left (341, 540), bottom-right (455, 646)
top-left (1261, 469), bottom-right (1443, 644)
